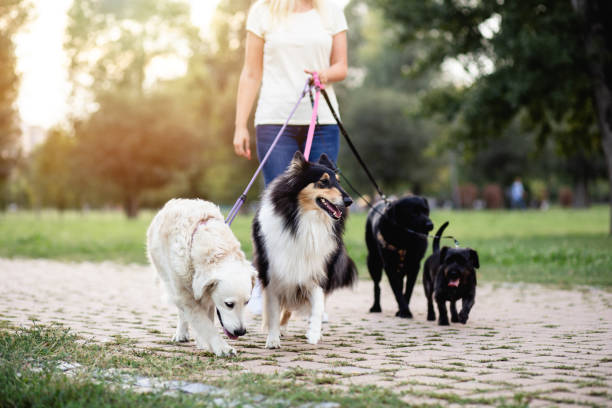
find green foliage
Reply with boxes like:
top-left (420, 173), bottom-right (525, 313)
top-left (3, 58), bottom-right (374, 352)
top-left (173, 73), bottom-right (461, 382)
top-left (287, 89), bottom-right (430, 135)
top-left (371, 0), bottom-right (611, 218)
top-left (0, 0), bottom-right (29, 184)
top-left (74, 91), bottom-right (202, 217)
top-left (338, 0), bottom-right (443, 195)
top-left (372, 0), bottom-right (597, 151)
top-left (0, 207), bottom-right (610, 287)
top-left (64, 0), bottom-right (207, 217)
top-left (339, 87), bottom-right (440, 194)
top-left (61, 0), bottom-right (259, 214)
top-left (370, 0), bottom-right (604, 154)
top-left (65, 0), bottom-right (199, 96)
top-left (27, 128), bottom-right (81, 210)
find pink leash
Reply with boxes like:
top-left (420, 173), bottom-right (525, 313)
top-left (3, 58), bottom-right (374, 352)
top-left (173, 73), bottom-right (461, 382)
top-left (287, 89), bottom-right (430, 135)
top-left (303, 72), bottom-right (324, 161)
top-left (225, 74), bottom-right (323, 226)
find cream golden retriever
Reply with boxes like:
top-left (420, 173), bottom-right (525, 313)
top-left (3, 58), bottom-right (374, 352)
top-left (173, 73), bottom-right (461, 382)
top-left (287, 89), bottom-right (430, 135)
top-left (147, 199), bottom-right (256, 356)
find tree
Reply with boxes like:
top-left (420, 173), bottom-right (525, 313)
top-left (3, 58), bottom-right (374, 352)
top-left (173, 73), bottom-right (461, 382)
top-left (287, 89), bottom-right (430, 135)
top-left (65, 0), bottom-right (199, 98)
top-left (163, 0), bottom-right (260, 204)
top-left (339, 87), bottom-right (439, 195)
top-left (0, 0), bottom-right (29, 191)
top-left (336, 1), bottom-right (443, 197)
top-left (75, 91), bottom-right (201, 217)
top-left (64, 0), bottom-right (204, 216)
top-left (373, 0), bottom-right (612, 233)
top-left (28, 128), bottom-right (79, 210)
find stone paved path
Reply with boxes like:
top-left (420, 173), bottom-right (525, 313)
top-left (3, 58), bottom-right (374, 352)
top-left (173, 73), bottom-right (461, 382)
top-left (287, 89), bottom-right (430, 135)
top-left (1, 258), bottom-right (611, 407)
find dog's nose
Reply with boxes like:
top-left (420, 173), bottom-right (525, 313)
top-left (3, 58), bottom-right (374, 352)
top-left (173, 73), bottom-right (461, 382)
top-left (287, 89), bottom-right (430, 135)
top-left (343, 196), bottom-right (353, 207)
top-left (426, 220), bottom-right (434, 231)
top-left (234, 327), bottom-right (247, 337)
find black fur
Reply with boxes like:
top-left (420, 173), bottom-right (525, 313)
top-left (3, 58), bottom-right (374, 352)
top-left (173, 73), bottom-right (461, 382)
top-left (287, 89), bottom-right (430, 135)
top-left (366, 196), bottom-right (434, 318)
top-left (252, 151), bottom-right (357, 293)
top-left (252, 217), bottom-right (269, 288)
top-left (423, 222), bottom-right (479, 325)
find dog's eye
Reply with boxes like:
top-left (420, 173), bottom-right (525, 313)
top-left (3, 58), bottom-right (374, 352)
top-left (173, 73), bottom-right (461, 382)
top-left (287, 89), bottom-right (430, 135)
top-left (225, 302), bottom-right (235, 309)
top-left (244, 299), bottom-right (250, 306)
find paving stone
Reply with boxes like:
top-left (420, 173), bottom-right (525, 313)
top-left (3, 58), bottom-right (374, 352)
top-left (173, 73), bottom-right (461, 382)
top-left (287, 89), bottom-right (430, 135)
top-left (1, 258), bottom-right (611, 408)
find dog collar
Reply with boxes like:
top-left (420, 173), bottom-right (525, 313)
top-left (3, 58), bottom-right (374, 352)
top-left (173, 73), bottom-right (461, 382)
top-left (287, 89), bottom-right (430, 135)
top-left (189, 215), bottom-right (216, 253)
top-left (376, 231), bottom-right (408, 262)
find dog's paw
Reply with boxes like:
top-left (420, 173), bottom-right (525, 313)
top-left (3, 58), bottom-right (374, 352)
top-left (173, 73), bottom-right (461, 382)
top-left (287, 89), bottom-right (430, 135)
top-left (212, 343), bottom-right (236, 357)
top-left (306, 330), bottom-right (321, 345)
top-left (438, 319), bottom-right (450, 326)
top-left (265, 335), bottom-right (281, 349)
top-left (369, 305), bottom-right (382, 313)
top-left (451, 314), bottom-right (460, 323)
top-left (458, 312), bottom-right (469, 324)
top-left (427, 313), bottom-right (436, 321)
top-left (172, 332), bottom-right (190, 343)
top-left (280, 325), bottom-right (288, 337)
top-left (395, 309), bottom-right (413, 318)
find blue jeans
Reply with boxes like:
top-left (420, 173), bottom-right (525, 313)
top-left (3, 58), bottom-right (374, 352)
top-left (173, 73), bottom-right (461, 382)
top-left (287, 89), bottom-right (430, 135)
top-left (256, 124), bottom-right (340, 186)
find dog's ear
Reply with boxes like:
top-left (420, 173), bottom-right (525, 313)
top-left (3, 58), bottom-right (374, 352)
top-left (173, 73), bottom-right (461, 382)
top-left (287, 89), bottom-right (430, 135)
top-left (440, 246), bottom-right (449, 261)
top-left (192, 274), bottom-right (218, 301)
top-left (468, 249), bottom-right (480, 269)
top-left (317, 153), bottom-right (336, 171)
top-left (422, 197), bottom-right (429, 211)
top-left (289, 150), bottom-right (307, 172)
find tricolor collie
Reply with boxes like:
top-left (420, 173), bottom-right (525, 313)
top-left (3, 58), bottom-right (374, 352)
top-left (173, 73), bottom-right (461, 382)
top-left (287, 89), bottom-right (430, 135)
top-left (252, 152), bottom-right (357, 348)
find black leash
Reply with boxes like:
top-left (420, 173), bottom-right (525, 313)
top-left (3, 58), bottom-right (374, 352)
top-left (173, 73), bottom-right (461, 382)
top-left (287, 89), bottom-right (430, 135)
top-left (320, 87), bottom-right (459, 247)
top-left (321, 88), bottom-right (387, 203)
top-left (337, 163), bottom-right (460, 248)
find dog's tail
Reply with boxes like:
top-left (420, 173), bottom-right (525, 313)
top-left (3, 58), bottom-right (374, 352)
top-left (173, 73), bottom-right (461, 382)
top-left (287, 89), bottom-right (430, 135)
top-left (432, 221), bottom-right (449, 253)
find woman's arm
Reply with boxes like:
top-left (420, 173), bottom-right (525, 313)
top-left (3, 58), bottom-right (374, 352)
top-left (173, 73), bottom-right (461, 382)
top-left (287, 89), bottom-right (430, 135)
top-left (233, 32), bottom-right (264, 159)
top-left (305, 30), bottom-right (347, 84)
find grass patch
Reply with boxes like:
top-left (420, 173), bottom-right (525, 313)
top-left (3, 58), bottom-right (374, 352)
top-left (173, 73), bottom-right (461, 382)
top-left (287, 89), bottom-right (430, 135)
top-left (0, 324), bottom-right (414, 407)
top-left (1, 206), bottom-right (611, 287)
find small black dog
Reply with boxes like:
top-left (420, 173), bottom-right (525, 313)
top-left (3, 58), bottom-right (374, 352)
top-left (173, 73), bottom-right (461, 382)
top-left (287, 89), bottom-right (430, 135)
top-left (366, 196), bottom-right (433, 318)
top-left (423, 222), bottom-right (479, 325)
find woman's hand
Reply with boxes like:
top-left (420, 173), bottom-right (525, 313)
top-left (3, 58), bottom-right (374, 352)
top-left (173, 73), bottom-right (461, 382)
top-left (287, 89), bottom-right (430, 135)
top-left (304, 69), bottom-right (329, 84)
top-left (233, 127), bottom-right (251, 160)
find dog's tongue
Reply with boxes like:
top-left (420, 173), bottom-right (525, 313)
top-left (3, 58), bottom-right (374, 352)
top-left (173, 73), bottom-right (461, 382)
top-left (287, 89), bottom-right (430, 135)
top-left (324, 201), bottom-right (341, 218)
top-left (223, 327), bottom-right (238, 340)
top-left (332, 207), bottom-right (342, 218)
top-left (448, 279), bottom-right (460, 288)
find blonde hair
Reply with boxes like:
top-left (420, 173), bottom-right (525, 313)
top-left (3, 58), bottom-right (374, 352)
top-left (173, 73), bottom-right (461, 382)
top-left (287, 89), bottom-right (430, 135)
top-left (264, 0), bottom-right (327, 23)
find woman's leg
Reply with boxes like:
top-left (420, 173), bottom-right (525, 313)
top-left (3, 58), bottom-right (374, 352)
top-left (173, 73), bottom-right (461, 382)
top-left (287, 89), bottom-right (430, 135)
top-left (256, 125), bottom-right (302, 186)
top-left (305, 125), bottom-right (340, 166)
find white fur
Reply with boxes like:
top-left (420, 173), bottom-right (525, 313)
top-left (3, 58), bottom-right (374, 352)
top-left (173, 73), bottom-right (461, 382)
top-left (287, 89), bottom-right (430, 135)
top-left (258, 192), bottom-right (338, 348)
top-left (147, 198), bottom-right (256, 356)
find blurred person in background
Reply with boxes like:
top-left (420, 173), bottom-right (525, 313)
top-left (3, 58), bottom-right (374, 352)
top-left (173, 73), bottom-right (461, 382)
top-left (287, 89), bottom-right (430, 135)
top-left (510, 177), bottom-right (526, 209)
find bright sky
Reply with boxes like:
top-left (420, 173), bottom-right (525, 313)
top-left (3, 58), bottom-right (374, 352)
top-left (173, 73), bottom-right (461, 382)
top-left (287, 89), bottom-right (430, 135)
top-left (15, 0), bottom-right (222, 129)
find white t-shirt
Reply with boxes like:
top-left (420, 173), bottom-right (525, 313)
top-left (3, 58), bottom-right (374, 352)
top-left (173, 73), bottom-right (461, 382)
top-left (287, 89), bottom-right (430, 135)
top-left (246, 0), bottom-right (348, 126)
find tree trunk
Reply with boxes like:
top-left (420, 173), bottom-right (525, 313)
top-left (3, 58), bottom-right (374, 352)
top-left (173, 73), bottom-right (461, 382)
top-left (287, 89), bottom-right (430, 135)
top-left (601, 117), bottom-right (612, 235)
top-left (573, 178), bottom-right (590, 208)
top-left (572, 0), bottom-right (612, 234)
top-left (123, 194), bottom-right (139, 219)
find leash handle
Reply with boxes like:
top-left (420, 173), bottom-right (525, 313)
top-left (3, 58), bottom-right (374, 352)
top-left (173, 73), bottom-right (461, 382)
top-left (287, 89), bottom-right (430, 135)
top-left (225, 79), bottom-right (312, 225)
top-left (304, 73), bottom-right (324, 161)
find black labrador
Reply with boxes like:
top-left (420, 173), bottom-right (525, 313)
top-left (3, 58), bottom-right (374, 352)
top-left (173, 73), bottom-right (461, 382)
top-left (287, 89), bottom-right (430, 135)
top-left (366, 196), bottom-right (433, 318)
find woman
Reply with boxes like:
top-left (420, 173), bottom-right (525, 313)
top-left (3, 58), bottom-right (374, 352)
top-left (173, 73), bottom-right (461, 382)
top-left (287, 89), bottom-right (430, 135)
top-left (233, 0), bottom-right (348, 186)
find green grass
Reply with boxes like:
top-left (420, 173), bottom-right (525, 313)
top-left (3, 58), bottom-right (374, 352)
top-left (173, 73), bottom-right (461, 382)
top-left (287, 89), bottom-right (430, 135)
top-left (0, 206), bottom-right (610, 287)
top-left (0, 324), bottom-right (412, 408)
